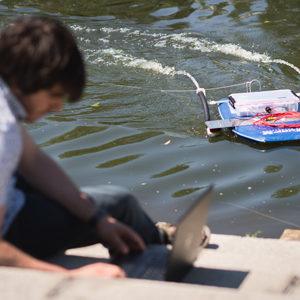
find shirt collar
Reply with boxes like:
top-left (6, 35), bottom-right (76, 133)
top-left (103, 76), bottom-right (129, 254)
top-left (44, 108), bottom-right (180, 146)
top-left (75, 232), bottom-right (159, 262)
top-left (0, 78), bottom-right (27, 121)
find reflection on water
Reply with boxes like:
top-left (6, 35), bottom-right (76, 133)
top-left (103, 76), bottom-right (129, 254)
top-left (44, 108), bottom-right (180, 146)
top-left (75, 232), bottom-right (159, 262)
top-left (263, 164), bottom-right (282, 174)
top-left (97, 154), bottom-right (143, 168)
top-left (1, 0), bottom-right (300, 237)
top-left (151, 164), bottom-right (190, 178)
top-left (59, 131), bottom-right (163, 158)
top-left (172, 187), bottom-right (204, 198)
top-left (39, 126), bottom-right (108, 147)
top-left (272, 185), bottom-right (300, 199)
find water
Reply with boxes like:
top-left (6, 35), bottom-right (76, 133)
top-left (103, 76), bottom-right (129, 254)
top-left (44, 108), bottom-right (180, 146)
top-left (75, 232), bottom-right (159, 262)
top-left (1, 0), bottom-right (300, 237)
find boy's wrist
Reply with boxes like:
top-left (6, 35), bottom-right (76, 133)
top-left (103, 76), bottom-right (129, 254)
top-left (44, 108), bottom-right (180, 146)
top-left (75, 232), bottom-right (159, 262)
top-left (87, 208), bottom-right (108, 228)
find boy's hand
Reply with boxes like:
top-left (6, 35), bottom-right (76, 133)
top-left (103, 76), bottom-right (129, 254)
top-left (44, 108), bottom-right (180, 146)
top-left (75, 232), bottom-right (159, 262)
top-left (69, 262), bottom-right (126, 278)
top-left (95, 216), bottom-right (146, 255)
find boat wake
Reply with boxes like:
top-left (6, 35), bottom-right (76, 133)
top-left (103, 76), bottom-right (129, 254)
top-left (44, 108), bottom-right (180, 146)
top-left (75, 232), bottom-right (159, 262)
top-left (71, 24), bottom-right (300, 84)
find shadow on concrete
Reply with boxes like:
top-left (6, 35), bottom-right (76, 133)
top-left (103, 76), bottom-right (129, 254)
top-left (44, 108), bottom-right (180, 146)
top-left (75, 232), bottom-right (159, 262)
top-left (47, 254), bottom-right (110, 269)
top-left (205, 243), bottom-right (219, 250)
top-left (49, 252), bottom-right (248, 289)
top-left (183, 267), bottom-right (249, 289)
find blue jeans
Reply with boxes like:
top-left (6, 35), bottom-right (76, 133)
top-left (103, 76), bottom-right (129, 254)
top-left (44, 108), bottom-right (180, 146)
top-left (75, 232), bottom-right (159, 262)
top-left (4, 177), bottom-right (161, 259)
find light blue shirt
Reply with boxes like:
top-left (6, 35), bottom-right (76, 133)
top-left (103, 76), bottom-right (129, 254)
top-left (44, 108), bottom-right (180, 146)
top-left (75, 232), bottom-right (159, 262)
top-left (0, 78), bottom-right (27, 235)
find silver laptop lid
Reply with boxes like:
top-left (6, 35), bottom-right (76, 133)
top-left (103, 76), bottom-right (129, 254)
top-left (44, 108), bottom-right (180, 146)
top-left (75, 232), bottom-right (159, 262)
top-left (165, 185), bottom-right (213, 281)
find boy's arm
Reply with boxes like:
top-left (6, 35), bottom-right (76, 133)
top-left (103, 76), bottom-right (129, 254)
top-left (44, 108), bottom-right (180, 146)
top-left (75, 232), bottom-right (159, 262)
top-left (18, 124), bottom-right (97, 222)
top-left (17, 125), bottom-right (145, 255)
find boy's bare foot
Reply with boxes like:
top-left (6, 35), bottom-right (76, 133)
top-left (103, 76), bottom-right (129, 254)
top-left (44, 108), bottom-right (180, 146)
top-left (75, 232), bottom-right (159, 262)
top-left (156, 222), bottom-right (210, 247)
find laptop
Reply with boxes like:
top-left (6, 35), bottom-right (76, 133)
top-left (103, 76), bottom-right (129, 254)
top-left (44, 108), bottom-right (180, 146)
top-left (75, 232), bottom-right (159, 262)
top-left (111, 185), bottom-right (213, 282)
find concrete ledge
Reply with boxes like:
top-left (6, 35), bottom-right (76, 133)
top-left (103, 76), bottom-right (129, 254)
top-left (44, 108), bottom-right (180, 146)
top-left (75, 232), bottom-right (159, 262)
top-left (1, 233), bottom-right (300, 299)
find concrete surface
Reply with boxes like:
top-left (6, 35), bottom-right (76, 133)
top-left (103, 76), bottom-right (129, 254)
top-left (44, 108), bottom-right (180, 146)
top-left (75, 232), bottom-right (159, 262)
top-left (1, 231), bottom-right (300, 299)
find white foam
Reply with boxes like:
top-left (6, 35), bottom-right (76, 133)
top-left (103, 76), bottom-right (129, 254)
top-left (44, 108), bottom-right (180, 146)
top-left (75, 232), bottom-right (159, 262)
top-left (104, 26), bottom-right (300, 75)
top-left (81, 25), bottom-right (299, 85)
top-left (101, 27), bottom-right (131, 34)
top-left (89, 48), bottom-right (178, 76)
top-left (163, 33), bottom-right (300, 75)
top-left (70, 25), bottom-right (86, 32)
top-left (78, 37), bottom-right (91, 43)
top-left (128, 59), bottom-right (176, 75)
top-left (70, 25), bottom-right (97, 33)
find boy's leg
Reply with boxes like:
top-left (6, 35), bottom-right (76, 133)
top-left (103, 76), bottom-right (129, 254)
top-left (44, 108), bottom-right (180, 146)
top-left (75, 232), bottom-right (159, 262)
top-left (5, 177), bottom-right (161, 259)
top-left (82, 185), bottom-right (161, 245)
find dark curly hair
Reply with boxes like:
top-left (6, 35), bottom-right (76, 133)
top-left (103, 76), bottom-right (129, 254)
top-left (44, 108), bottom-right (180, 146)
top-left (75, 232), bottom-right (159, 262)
top-left (0, 16), bottom-right (85, 102)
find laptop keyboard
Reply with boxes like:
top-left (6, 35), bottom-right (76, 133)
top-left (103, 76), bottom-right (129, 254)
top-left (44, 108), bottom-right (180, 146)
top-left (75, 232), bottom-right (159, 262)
top-left (136, 250), bottom-right (168, 280)
top-left (113, 246), bottom-right (169, 280)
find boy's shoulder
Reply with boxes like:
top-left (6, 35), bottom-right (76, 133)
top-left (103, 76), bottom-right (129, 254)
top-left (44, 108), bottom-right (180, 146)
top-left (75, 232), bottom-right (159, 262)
top-left (0, 79), bottom-right (26, 123)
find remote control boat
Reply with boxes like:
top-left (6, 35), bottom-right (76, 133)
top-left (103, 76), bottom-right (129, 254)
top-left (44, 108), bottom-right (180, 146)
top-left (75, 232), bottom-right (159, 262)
top-left (201, 87), bottom-right (300, 143)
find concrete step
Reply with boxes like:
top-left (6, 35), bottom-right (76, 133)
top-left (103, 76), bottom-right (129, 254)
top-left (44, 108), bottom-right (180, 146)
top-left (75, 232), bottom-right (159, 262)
top-left (1, 232), bottom-right (300, 299)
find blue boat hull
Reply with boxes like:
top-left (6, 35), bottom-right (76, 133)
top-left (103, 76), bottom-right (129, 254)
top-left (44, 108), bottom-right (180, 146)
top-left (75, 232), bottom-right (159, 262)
top-left (218, 99), bottom-right (300, 143)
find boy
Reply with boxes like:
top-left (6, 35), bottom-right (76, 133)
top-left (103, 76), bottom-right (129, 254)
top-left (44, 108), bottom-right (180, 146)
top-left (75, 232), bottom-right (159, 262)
top-left (0, 15), bottom-right (165, 278)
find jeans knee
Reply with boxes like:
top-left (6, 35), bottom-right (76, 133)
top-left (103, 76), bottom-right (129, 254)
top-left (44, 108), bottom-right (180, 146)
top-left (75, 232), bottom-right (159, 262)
top-left (82, 185), bottom-right (140, 214)
top-left (118, 192), bottom-right (139, 211)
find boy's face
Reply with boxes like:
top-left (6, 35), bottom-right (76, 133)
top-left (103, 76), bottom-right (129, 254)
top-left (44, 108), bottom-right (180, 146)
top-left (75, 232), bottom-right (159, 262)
top-left (19, 84), bottom-right (66, 122)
